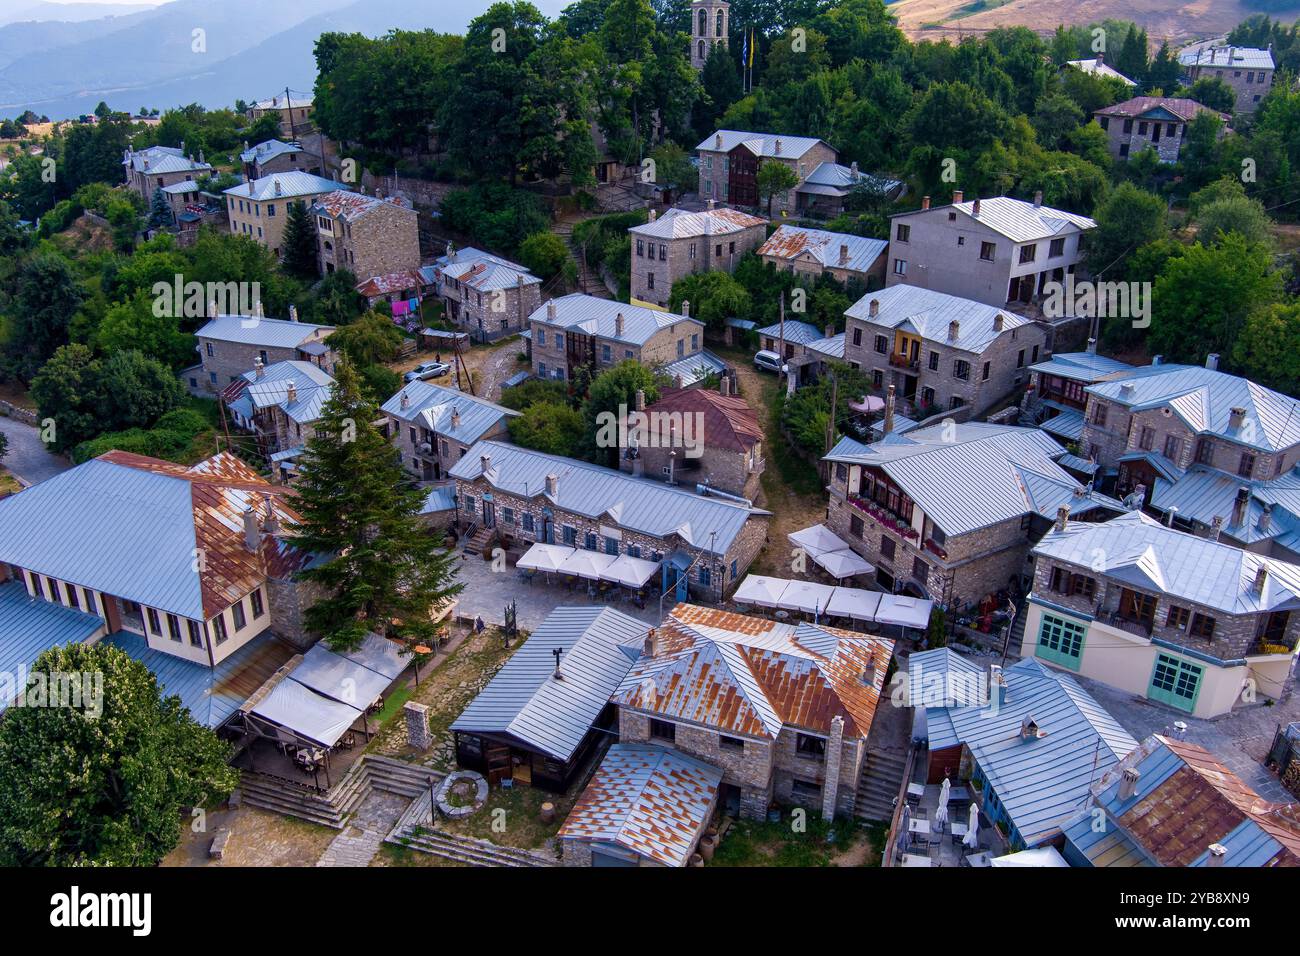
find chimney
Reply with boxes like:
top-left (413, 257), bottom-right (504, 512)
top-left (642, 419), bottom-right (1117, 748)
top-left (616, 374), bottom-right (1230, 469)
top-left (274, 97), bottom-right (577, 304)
top-left (642, 628), bottom-right (658, 658)
top-left (1032, 190), bottom-right (1043, 208)
top-left (883, 384), bottom-right (896, 435)
top-left (242, 506), bottom-right (261, 553)
top-left (451, 408), bottom-right (461, 429)
top-left (551, 647), bottom-right (563, 681)
top-left (545, 473), bottom-right (558, 497)
top-left (547, 300), bottom-right (557, 321)
top-left (254, 358), bottom-right (265, 379)
top-left (634, 389), bottom-right (646, 412)
top-left (850, 161), bottom-right (859, 177)
top-left (480, 453), bottom-right (492, 474)
top-left (952, 189), bottom-right (963, 204)
top-left (1019, 715), bottom-right (1040, 740)
top-left (1206, 353), bottom-right (1220, 371)
top-left (615, 312), bottom-right (625, 337)
top-left (868, 298), bottom-right (879, 318)
top-left (921, 195), bottom-right (930, 210)
top-left (1209, 515), bottom-right (1224, 541)
top-left (971, 197), bottom-right (981, 217)
top-left (1229, 407), bottom-right (1246, 429)
top-left (1232, 487), bottom-right (1250, 527)
top-left (839, 242), bottom-right (849, 265)
top-left (707, 198), bottom-right (716, 210)
top-left (715, 133), bottom-right (722, 149)
top-left (681, 300), bottom-right (690, 318)
top-left (446, 241), bottom-right (456, 261)
top-left (860, 650), bottom-right (878, 687)
top-left (989, 665), bottom-right (1007, 708)
top-left (1260, 504), bottom-right (1274, 533)
top-left (288, 304), bottom-right (299, 322)
top-left (1119, 767), bottom-right (1141, 800)
top-left (399, 391), bottom-right (410, 410)
top-left (648, 208), bottom-right (657, 221)
top-left (667, 448), bottom-right (677, 484)
top-left (1254, 565), bottom-right (1269, 595)
top-left (1207, 844), bottom-right (1228, 867)
top-left (262, 493), bottom-right (279, 535)
top-left (285, 381), bottom-right (297, 404)
top-left (274, 178), bottom-right (282, 197)
top-left (1086, 337), bottom-right (1097, 354)
top-left (774, 138), bottom-right (782, 155)
top-left (719, 375), bottom-right (730, 397)
top-left (1054, 505), bottom-right (1070, 533)
top-left (1151, 354), bottom-right (1163, 365)
top-left (825, 324), bottom-right (835, 340)
top-left (993, 314), bottom-right (1004, 332)
top-left (1096, 51), bottom-right (1104, 65)
top-left (948, 319), bottom-right (960, 341)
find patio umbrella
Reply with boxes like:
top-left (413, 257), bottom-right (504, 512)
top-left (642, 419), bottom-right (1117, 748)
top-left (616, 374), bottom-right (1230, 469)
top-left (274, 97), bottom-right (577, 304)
top-left (559, 549), bottom-right (618, 581)
top-left (934, 777), bottom-right (950, 830)
top-left (826, 587), bottom-right (882, 621)
top-left (516, 543), bottom-right (575, 573)
top-left (849, 394), bottom-right (885, 413)
top-left (733, 574), bottom-right (791, 608)
top-left (778, 579), bottom-right (837, 615)
top-left (962, 802), bottom-right (980, 849)
top-left (788, 523), bottom-right (849, 558)
top-left (812, 548), bottom-right (874, 579)
top-left (601, 554), bottom-right (660, 588)
top-left (899, 803), bottom-right (912, 851)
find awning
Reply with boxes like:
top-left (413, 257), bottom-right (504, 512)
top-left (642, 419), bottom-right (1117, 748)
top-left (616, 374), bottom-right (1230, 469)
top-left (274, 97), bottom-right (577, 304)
top-left (250, 678), bottom-right (363, 749)
top-left (811, 548), bottom-right (874, 579)
top-left (291, 642), bottom-right (390, 707)
top-left (602, 554), bottom-right (660, 588)
top-left (990, 847), bottom-right (1069, 868)
top-left (517, 543), bottom-right (576, 573)
top-left (778, 580), bottom-right (837, 615)
top-left (561, 549), bottom-right (618, 580)
top-left (788, 524), bottom-right (848, 557)
top-left (875, 594), bottom-right (933, 629)
top-left (826, 588), bottom-right (882, 621)
top-left (733, 574), bottom-right (790, 608)
top-left (337, 632), bottom-right (408, 681)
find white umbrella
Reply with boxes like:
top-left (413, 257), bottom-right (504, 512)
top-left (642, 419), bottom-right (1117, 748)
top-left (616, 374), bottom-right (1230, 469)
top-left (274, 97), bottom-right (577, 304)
top-left (935, 778), bottom-right (951, 830)
top-left (601, 553), bottom-right (660, 588)
top-left (812, 547), bottom-right (874, 579)
top-left (826, 587), bottom-right (882, 621)
top-left (874, 594), bottom-right (934, 629)
top-left (788, 523), bottom-right (849, 558)
top-left (516, 543), bottom-right (575, 572)
top-left (778, 580), bottom-right (837, 615)
top-left (962, 801), bottom-right (980, 849)
top-left (733, 574), bottom-right (791, 608)
top-left (849, 394), bottom-right (885, 413)
top-left (559, 549), bottom-right (618, 580)
top-left (989, 847), bottom-right (1068, 868)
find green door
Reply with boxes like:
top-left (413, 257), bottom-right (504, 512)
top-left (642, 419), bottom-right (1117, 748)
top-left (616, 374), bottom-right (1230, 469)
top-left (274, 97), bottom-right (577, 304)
top-left (1147, 653), bottom-right (1203, 713)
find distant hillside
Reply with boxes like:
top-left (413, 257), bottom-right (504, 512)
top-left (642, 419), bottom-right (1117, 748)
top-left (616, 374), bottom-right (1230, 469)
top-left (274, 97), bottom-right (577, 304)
top-left (0, 1), bottom-right (159, 28)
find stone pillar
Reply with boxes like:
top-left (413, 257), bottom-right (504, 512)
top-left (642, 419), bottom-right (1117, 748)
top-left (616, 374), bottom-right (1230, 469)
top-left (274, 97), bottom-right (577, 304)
top-left (821, 715), bottom-right (845, 820)
top-left (404, 701), bottom-right (432, 750)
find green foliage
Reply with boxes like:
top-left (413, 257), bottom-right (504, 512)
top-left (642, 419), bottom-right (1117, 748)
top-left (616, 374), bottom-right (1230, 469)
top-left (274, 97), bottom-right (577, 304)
top-left (518, 230), bottom-right (570, 280)
top-left (326, 311), bottom-right (406, 367)
top-left (581, 360), bottom-right (660, 467)
top-left (72, 406), bottom-right (213, 464)
top-left (357, 363), bottom-right (402, 406)
top-left (500, 377), bottom-right (571, 411)
top-left (1085, 182), bottom-right (1168, 277)
top-left (439, 182), bottom-right (550, 258)
top-left (780, 361), bottom-right (873, 460)
top-left (0, 642), bottom-right (238, 866)
top-left (96, 291), bottom-right (195, 369)
top-left (148, 186), bottom-right (174, 229)
top-left (668, 270), bottom-right (752, 333)
top-left (307, 269), bottom-right (368, 326)
top-left (280, 200), bottom-right (319, 280)
top-left (1187, 77), bottom-right (1236, 114)
top-left (1233, 300), bottom-right (1300, 397)
top-left (1188, 178), bottom-right (1273, 249)
top-left (3, 251), bottom-right (85, 382)
top-left (755, 159), bottom-right (800, 216)
top-left (507, 400), bottom-right (585, 457)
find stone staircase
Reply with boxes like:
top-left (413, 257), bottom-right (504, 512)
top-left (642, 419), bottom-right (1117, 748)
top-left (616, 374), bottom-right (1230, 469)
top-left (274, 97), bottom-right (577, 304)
top-left (854, 749), bottom-right (910, 823)
top-left (1005, 607), bottom-right (1028, 657)
top-left (553, 219), bottom-right (613, 300)
top-left (463, 526), bottom-right (493, 556)
top-left (386, 791), bottom-right (558, 867)
top-left (238, 755), bottom-right (441, 830)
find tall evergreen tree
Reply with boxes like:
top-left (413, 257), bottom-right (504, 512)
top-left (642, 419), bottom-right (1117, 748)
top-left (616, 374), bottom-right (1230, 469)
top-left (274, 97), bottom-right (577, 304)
top-left (289, 360), bottom-right (463, 652)
top-left (149, 185), bottom-right (175, 229)
top-left (280, 199), bottom-right (319, 279)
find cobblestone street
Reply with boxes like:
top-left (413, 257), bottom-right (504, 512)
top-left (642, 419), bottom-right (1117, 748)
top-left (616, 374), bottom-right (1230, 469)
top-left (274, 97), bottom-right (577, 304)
top-left (316, 790), bottom-right (411, 867)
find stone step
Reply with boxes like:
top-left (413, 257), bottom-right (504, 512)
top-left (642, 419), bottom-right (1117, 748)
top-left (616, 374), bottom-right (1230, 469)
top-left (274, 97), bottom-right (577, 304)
top-left (387, 792), bottom-right (557, 867)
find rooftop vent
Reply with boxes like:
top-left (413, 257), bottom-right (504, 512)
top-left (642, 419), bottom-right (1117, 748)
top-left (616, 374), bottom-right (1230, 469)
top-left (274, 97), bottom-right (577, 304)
top-left (1119, 767), bottom-right (1141, 800)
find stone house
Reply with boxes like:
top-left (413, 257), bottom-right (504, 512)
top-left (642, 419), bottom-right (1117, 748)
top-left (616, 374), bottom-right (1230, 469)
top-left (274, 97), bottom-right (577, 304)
top-left (1178, 44), bottom-right (1275, 114)
top-left (224, 171), bottom-right (345, 257)
top-left (529, 294), bottom-right (706, 383)
top-left (223, 359), bottom-right (334, 482)
top-left (694, 129), bottom-right (838, 215)
top-left (310, 190), bottom-right (420, 281)
top-left (447, 441), bottom-right (771, 602)
top-left (793, 162), bottom-right (905, 219)
top-left (122, 144), bottom-right (212, 202)
top-left (191, 312), bottom-right (337, 395)
top-left (240, 139), bottom-right (318, 180)
top-left (1024, 510), bottom-right (1300, 718)
top-left (618, 380), bottom-right (765, 502)
top-left (757, 225), bottom-right (886, 288)
top-left (824, 421), bottom-right (1125, 606)
top-left (246, 94), bottom-right (314, 137)
top-left (885, 192), bottom-right (1095, 307)
top-left (432, 245), bottom-right (542, 342)
top-left (1023, 346), bottom-right (1135, 447)
top-left (628, 203), bottom-right (767, 309)
top-left (609, 603), bottom-right (895, 821)
top-left (1093, 96), bottom-right (1230, 163)
top-left (379, 380), bottom-right (518, 483)
top-left (842, 285), bottom-right (1050, 418)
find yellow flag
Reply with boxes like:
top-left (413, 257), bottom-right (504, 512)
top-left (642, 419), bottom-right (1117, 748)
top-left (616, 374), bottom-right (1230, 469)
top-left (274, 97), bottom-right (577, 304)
top-left (748, 28), bottom-right (755, 68)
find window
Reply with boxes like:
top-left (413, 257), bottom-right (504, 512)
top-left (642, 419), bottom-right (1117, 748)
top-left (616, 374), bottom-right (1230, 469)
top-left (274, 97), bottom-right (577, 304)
top-left (522, 513), bottom-right (535, 533)
top-left (1148, 654), bottom-right (1202, 712)
top-left (232, 599), bottom-right (246, 631)
top-left (601, 344), bottom-right (611, 362)
top-left (537, 329), bottom-right (546, 347)
top-left (647, 273), bottom-right (655, 290)
top-left (928, 352), bottom-right (939, 371)
top-left (250, 588), bottom-right (264, 618)
top-left (649, 719), bottom-right (675, 742)
top-left (872, 369), bottom-right (883, 389)
top-left (584, 531), bottom-right (598, 551)
top-left (206, 342), bottom-right (214, 357)
top-left (921, 386), bottom-right (935, 406)
top-left (635, 239), bottom-right (644, 257)
top-left (790, 779), bottom-right (822, 803)
top-left (82, 588), bottom-right (97, 614)
top-left (880, 537), bottom-right (896, 561)
top-left (895, 223), bottom-right (910, 242)
top-left (146, 607), bottom-right (161, 634)
top-left (1090, 403), bottom-right (1108, 427)
top-left (26, 572), bottom-right (42, 598)
top-left (1163, 435), bottom-right (1183, 462)
top-left (852, 328), bottom-right (862, 347)
top-left (912, 557), bottom-right (928, 582)
top-left (562, 525), bottom-right (576, 545)
top-left (953, 360), bottom-right (970, 381)
top-left (1239, 452), bottom-right (1256, 478)
top-left (212, 614), bottom-right (228, 645)
top-left (1016, 349), bottom-right (1025, 369)
top-left (982, 361), bottom-right (991, 381)
top-left (1049, 237), bottom-right (1065, 258)
top-left (893, 259), bottom-right (907, 276)
top-left (167, 614), bottom-right (182, 642)
top-left (1195, 439), bottom-right (1214, 465)
top-left (796, 733), bottom-right (826, 760)
top-left (64, 582), bottom-right (79, 609)
top-left (1018, 244), bottom-right (1037, 264)
top-left (849, 514), bottom-right (864, 539)
top-left (835, 462), bottom-right (848, 483)
top-left (1166, 605), bottom-right (1190, 630)
top-left (1119, 588), bottom-right (1157, 628)
top-left (627, 544), bottom-right (641, 558)
top-left (1036, 613), bottom-right (1087, 669)
top-left (720, 735), bottom-right (745, 753)
top-left (1069, 574), bottom-right (1097, 601)
top-left (267, 204), bottom-right (276, 217)
top-left (463, 495), bottom-right (476, 514)
top-left (1189, 613), bottom-right (1216, 641)
top-left (979, 241), bottom-right (996, 261)
top-left (659, 244), bottom-right (667, 261)
top-left (698, 565), bottom-right (711, 587)
top-left (874, 335), bottom-right (888, 355)
top-left (1139, 426), bottom-right (1154, 451)
top-left (187, 619), bottom-right (203, 648)
top-left (1049, 566), bottom-right (1070, 593)
top-left (555, 333), bottom-right (564, 349)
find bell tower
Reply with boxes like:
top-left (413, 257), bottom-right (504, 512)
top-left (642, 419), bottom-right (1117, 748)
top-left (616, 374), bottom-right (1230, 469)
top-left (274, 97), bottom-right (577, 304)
top-left (690, 0), bottom-right (730, 71)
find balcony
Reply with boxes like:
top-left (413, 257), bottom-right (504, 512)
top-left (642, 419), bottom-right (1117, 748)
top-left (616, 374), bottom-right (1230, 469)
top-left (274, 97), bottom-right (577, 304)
top-left (889, 353), bottom-right (919, 371)
top-left (849, 496), bottom-right (920, 542)
top-left (1097, 607), bottom-right (1153, 638)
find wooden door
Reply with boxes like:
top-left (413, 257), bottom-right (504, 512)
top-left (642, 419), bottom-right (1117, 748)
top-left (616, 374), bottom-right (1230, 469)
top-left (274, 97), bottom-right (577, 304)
top-left (485, 744), bottom-right (511, 786)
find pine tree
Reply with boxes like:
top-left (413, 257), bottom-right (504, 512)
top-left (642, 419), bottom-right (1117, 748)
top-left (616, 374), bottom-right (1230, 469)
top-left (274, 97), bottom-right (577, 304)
top-left (148, 185), bottom-right (174, 229)
top-left (289, 360), bottom-right (463, 652)
top-left (280, 199), bottom-right (319, 279)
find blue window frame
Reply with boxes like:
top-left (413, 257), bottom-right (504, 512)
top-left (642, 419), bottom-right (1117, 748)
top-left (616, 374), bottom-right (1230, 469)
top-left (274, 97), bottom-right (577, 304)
top-left (584, 531), bottom-right (598, 550)
top-left (522, 513), bottom-right (534, 532)
top-left (463, 495), bottom-right (476, 514)
top-left (698, 565), bottom-right (711, 587)
top-left (627, 544), bottom-right (641, 558)
top-left (563, 525), bottom-right (576, 545)
top-left (604, 537), bottom-right (618, 555)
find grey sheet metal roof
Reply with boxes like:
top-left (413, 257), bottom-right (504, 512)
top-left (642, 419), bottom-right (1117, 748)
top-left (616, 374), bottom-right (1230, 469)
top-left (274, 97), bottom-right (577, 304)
top-left (1151, 465), bottom-right (1300, 547)
top-left (1029, 350), bottom-right (1134, 383)
top-left (449, 440), bottom-right (769, 554)
top-left (1033, 510), bottom-right (1300, 615)
top-left (754, 319), bottom-right (823, 346)
top-left (921, 650), bottom-right (1137, 847)
top-left (224, 171), bottom-right (343, 202)
top-left (826, 422), bottom-right (1124, 536)
top-left (1062, 812), bottom-right (1151, 867)
top-left (1065, 57), bottom-right (1136, 85)
top-left (660, 348), bottom-right (726, 386)
top-left (380, 380), bottom-right (517, 444)
top-left (798, 161), bottom-right (903, 197)
top-left (530, 294), bottom-right (702, 347)
top-left (1179, 44), bottom-right (1274, 70)
top-left (197, 314), bottom-right (333, 348)
top-left (630, 206), bottom-right (766, 240)
top-left (421, 484), bottom-right (457, 514)
top-left (240, 360), bottom-right (334, 425)
top-left (1086, 364), bottom-right (1300, 453)
top-left (436, 246), bottom-right (540, 292)
top-left (450, 606), bottom-right (647, 760)
top-left (1040, 409), bottom-right (1085, 441)
top-left (160, 180), bottom-right (202, 195)
top-left (126, 145), bottom-right (212, 175)
top-left (804, 332), bottom-right (845, 360)
top-left (944, 196), bottom-right (1096, 242)
top-left (240, 139), bottom-right (303, 164)
top-left (0, 581), bottom-right (103, 708)
top-left (757, 225), bottom-right (887, 274)
top-left (696, 129), bottom-right (828, 159)
top-left (251, 94), bottom-right (313, 109)
top-left (845, 285), bottom-right (1032, 354)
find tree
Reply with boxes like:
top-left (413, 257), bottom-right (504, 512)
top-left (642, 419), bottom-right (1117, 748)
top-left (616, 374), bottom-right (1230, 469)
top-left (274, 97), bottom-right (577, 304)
top-left (581, 360), bottom-right (660, 467)
top-left (755, 158), bottom-right (799, 216)
top-left (290, 360), bottom-right (463, 651)
top-left (518, 231), bottom-right (570, 280)
top-left (1234, 301), bottom-right (1300, 396)
top-left (309, 269), bottom-right (367, 326)
top-left (1188, 77), bottom-right (1236, 114)
top-left (508, 400), bottom-right (585, 456)
top-left (647, 141), bottom-right (696, 200)
top-left (1085, 182), bottom-right (1168, 278)
top-left (148, 185), bottom-right (174, 229)
top-left (280, 200), bottom-right (319, 279)
top-left (96, 291), bottom-right (195, 369)
top-left (1189, 178), bottom-right (1273, 249)
top-left (0, 642), bottom-right (237, 866)
top-left (668, 271), bottom-right (752, 332)
top-left (4, 252), bottom-right (86, 383)
top-left (326, 312), bottom-right (405, 367)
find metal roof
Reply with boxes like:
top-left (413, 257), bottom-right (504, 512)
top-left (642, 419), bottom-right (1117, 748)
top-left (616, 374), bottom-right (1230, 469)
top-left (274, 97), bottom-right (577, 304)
top-left (380, 380), bottom-right (517, 445)
top-left (1179, 44), bottom-right (1274, 70)
top-left (125, 145), bottom-right (211, 175)
top-left (757, 225), bottom-right (887, 274)
top-left (1032, 510), bottom-right (1300, 615)
top-left (251, 94), bottom-right (313, 109)
top-left (660, 348), bottom-right (727, 386)
top-left (804, 332), bottom-right (845, 360)
top-left (224, 171), bottom-right (344, 202)
top-left (237, 360), bottom-right (334, 425)
top-left (845, 285), bottom-right (1033, 354)
top-left (753, 319), bottom-right (823, 346)
top-left (696, 129), bottom-right (829, 160)
top-left (240, 139), bottom-right (303, 164)
top-left (1151, 464), bottom-right (1300, 546)
top-left (798, 161), bottom-right (903, 197)
top-left (102, 628), bottom-right (296, 728)
top-left (558, 743), bottom-right (723, 866)
top-left (450, 606), bottom-right (647, 760)
top-left (1065, 57), bottom-right (1136, 84)
top-left (1086, 363), bottom-right (1300, 453)
top-left (826, 423), bottom-right (1124, 536)
top-left (612, 604), bottom-right (894, 740)
top-left (1040, 409), bottom-right (1085, 441)
top-left (435, 246), bottom-right (540, 293)
top-left (920, 650), bottom-right (1137, 846)
top-left (531, 294), bottom-right (701, 347)
top-left (1029, 350), bottom-right (1135, 383)
top-left (629, 206), bottom-right (766, 240)
top-left (1062, 812), bottom-right (1152, 866)
top-left (0, 581), bottom-right (104, 709)
top-left (896, 195), bottom-right (1095, 243)
top-left (196, 314), bottom-right (333, 348)
top-left (160, 180), bottom-right (202, 195)
top-left (449, 441), bottom-right (768, 554)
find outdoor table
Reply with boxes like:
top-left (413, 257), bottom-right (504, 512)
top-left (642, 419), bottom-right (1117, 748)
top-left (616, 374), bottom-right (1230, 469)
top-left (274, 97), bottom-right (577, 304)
top-left (949, 822), bottom-right (968, 844)
top-left (964, 851), bottom-right (993, 868)
top-left (908, 818), bottom-right (931, 837)
top-left (906, 782), bottom-right (926, 802)
top-left (901, 854), bottom-right (933, 867)
top-left (948, 785), bottom-right (972, 805)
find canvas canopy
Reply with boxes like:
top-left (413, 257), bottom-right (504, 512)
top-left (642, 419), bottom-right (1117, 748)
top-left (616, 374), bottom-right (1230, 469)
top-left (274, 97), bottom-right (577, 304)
top-left (601, 554), bottom-right (660, 588)
top-left (812, 548), bottom-right (874, 579)
top-left (778, 579), bottom-right (837, 615)
top-left (517, 543), bottom-right (576, 573)
top-left (788, 524), bottom-right (848, 557)
top-left (250, 678), bottom-right (363, 749)
top-left (875, 594), bottom-right (933, 629)
top-left (560, 549), bottom-right (618, 580)
top-left (989, 847), bottom-right (1068, 868)
top-left (826, 587), bottom-right (881, 620)
top-left (338, 631), bottom-right (408, 680)
top-left (733, 574), bottom-right (791, 608)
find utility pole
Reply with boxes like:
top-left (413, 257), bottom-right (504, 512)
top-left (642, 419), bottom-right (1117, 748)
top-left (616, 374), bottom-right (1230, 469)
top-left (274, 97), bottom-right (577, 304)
top-left (285, 86), bottom-right (297, 142)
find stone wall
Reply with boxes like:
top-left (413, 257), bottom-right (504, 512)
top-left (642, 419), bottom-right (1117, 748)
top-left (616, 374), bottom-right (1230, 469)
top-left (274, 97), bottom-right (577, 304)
top-left (630, 221), bottom-right (766, 308)
top-left (320, 201), bottom-right (421, 280)
top-left (266, 575), bottom-right (325, 651)
top-left (1099, 115), bottom-right (1186, 162)
top-left (627, 441), bottom-right (762, 502)
top-left (0, 400), bottom-right (38, 426)
top-left (443, 280), bottom-right (540, 342)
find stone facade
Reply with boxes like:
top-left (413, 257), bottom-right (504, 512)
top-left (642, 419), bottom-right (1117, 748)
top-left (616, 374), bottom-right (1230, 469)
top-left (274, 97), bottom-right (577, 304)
top-left (530, 307), bottom-right (705, 382)
top-left (227, 188), bottom-right (336, 258)
top-left (1182, 49), bottom-right (1274, 114)
top-left (315, 196), bottom-right (420, 280)
top-left (195, 325), bottom-right (336, 393)
top-left (1097, 112), bottom-right (1189, 162)
top-left (629, 207), bottom-right (767, 309)
top-left (626, 438), bottom-right (762, 502)
top-left (696, 136), bottom-right (838, 216)
top-left (442, 275), bottom-right (541, 342)
top-left (265, 573), bottom-right (324, 651)
top-left (689, 0), bottom-right (729, 70)
top-left (387, 408), bottom-right (511, 483)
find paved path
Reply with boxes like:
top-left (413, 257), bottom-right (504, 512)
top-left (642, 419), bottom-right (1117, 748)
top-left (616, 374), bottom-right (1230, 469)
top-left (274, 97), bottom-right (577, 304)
top-left (315, 790), bottom-right (410, 867)
top-left (0, 415), bottom-right (68, 486)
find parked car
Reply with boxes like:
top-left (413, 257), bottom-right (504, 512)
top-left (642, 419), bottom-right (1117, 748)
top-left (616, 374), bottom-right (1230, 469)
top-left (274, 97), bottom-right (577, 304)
top-left (404, 361), bottom-right (452, 383)
top-left (753, 350), bottom-right (783, 374)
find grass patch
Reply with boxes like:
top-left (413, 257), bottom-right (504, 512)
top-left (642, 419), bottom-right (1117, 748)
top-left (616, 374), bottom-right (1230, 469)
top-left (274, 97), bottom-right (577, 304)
top-left (372, 842), bottom-right (462, 867)
top-left (712, 812), bottom-right (871, 867)
top-left (372, 682), bottom-right (415, 729)
top-left (0, 467), bottom-right (21, 495)
top-left (438, 782), bottom-right (573, 851)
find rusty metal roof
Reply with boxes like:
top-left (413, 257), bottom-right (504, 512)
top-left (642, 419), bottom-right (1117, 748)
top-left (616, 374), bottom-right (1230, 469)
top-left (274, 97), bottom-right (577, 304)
top-left (643, 387), bottom-right (762, 453)
top-left (311, 189), bottom-right (412, 223)
top-left (356, 270), bottom-right (424, 298)
top-left (612, 604), bottom-right (893, 739)
top-left (558, 743), bottom-right (723, 866)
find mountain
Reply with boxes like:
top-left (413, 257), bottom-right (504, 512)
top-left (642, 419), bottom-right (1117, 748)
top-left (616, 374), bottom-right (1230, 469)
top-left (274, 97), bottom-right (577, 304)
top-left (0, 10), bottom-right (152, 71)
top-left (0, 1), bottom-right (160, 28)
top-left (0, 0), bottom-right (573, 119)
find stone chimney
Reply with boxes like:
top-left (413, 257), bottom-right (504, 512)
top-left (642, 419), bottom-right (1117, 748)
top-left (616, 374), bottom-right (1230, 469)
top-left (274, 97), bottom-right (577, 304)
top-left (719, 375), bottom-right (730, 397)
top-left (707, 198), bottom-right (716, 210)
top-left (242, 506), bottom-right (261, 553)
top-left (1207, 843), bottom-right (1228, 867)
top-left (821, 715), bottom-right (846, 820)
top-left (254, 357), bottom-right (265, 379)
top-left (825, 324), bottom-right (835, 340)
top-left (989, 665), bottom-right (1007, 708)
top-left (850, 161), bottom-right (859, 177)
top-left (1232, 487), bottom-right (1250, 526)
top-left (1033, 190), bottom-right (1043, 208)
top-left (1209, 515), bottom-right (1224, 541)
top-left (288, 304), bottom-right (299, 322)
top-left (972, 197), bottom-right (981, 217)
top-left (451, 408), bottom-right (461, 429)
top-left (681, 300), bottom-right (690, 318)
top-left (399, 391), bottom-right (410, 410)
top-left (868, 298), bottom-right (879, 318)
top-left (1054, 505), bottom-right (1070, 533)
top-left (993, 314), bottom-right (1004, 332)
top-left (1206, 353), bottom-right (1220, 371)
top-left (642, 628), bottom-right (658, 658)
top-left (839, 242), bottom-right (849, 265)
top-left (274, 178), bottom-right (282, 197)
top-left (921, 195), bottom-right (930, 210)
top-left (774, 138), bottom-right (782, 155)
top-left (952, 189), bottom-right (963, 204)
top-left (480, 453), bottom-right (492, 474)
top-left (648, 208), bottom-right (657, 221)
top-left (860, 650), bottom-right (878, 687)
top-left (547, 300), bottom-right (557, 321)
top-left (1086, 337), bottom-right (1097, 354)
top-left (1260, 505), bottom-right (1274, 533)
top-left (1255, 565), bottom-right (1269, 595)
top-left (883, 384), bottom-right (896, 435)
top-left (948, 319), bottom-right (960, 341)
top-left (634, 389), bottom-right (646, 412)
top-left (715, 133), bottom-right (722, 150)
top-left (1151, 354), bottom-right (1163, 365)
top-left (1229, 407), bottom-right (1246, 429)
top-left (1119, 767), bottom-right (1140, 800)
top-left (615, 312), bottom-right (625, 337)
top-left (545, 473), bottom-right (558, 497)
top-left (285, 381), bottom-right (297, 404)
top-left (262, 493), bottom-right (279, 535)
